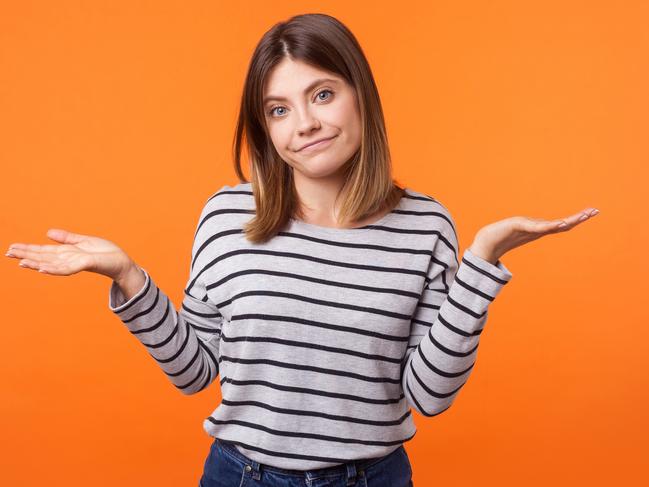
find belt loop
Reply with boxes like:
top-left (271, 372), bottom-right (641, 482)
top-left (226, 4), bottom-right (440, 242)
top-left (345, 462), bottom-right (357, 486)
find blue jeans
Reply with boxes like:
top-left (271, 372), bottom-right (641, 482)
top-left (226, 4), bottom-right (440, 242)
top-left (199, 437), bottom-right (414, 487)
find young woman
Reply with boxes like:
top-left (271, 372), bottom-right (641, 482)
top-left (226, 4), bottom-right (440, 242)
top-left (5, 13), bottom-right (598, 487)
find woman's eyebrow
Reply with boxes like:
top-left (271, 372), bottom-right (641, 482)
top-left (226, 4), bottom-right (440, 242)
top-left (263, 78), bottom-right (339, 104)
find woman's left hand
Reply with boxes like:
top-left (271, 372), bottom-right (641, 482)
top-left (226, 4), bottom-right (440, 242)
top-left (468, 207), bottom-right (600, 265)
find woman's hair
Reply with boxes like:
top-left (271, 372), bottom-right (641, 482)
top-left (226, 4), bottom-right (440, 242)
top-left (232, 12), bottom-right (405, 244)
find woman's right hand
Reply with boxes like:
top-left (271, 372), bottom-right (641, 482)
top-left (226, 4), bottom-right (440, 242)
top-left (5, 228), bottom-right (135, 281)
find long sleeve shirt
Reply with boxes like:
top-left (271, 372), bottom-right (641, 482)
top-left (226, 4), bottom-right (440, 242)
top-left (108, 181), bottom-right (513, 470)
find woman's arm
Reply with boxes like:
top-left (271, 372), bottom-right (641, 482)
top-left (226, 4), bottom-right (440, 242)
top-left (108, 200), bottom-right (224, 395)
top-left (401, 222), bottom-right (512, 416)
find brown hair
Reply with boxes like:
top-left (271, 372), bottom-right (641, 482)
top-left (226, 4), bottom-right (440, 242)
top-left (232, 12), bottom-right (405, 244)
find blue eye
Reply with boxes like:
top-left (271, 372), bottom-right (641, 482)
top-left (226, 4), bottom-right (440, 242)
top-left (268, 89), bottom-right (334, 118)
top-left (317, 89), bottom-right (333, 101)
top-left (269, 106), bottom-right (286, 117)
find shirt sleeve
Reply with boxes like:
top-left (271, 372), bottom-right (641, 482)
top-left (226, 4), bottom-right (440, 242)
top-left (107, 200), bottom-right (224, 395)
top-left (401, 211), bottom-right (513, 416)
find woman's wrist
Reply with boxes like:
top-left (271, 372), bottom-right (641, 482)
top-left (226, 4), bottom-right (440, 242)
top-left (468, 241), bottom-right (500, 265)
top-left (114, 261), bottom-right (146, 301)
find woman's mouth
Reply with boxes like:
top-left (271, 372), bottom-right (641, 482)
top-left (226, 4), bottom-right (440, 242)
top-left (297, 135), bottom-right (338, 153)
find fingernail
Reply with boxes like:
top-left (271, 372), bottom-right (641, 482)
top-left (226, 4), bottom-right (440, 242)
top-left (19, 262), bottom-right (27, 267)
top-left (591, 209), bottom-right (599, 215)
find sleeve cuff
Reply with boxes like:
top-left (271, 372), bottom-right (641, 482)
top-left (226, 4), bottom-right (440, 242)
top-left (463, 247), bottom-right (513, 283)
top-left (451, 247), bottom-right (513, 315)
top-left (108, 267), bottom-right (154, 317)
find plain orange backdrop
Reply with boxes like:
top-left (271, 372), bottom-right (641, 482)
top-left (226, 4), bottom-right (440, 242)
top-left (1, 1), bottom-right (647, 486)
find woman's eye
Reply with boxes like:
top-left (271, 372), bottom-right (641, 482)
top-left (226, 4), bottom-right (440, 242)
top-left (269, 106), bottom-right (286, 117)
top-left (268, 89), bottom-right (334, 118)
top-left (317, 89), bottom-right (333, 101)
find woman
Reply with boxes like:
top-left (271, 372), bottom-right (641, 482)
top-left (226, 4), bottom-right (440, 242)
top-left (5, 13), bottom-right (598, 487)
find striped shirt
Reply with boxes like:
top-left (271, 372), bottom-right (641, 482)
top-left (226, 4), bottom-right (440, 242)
top-left (108, 181), bottom-right (513, 470)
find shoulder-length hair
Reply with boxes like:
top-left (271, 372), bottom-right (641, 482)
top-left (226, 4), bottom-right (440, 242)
top-left (232, 12), bottom-right (405, 244)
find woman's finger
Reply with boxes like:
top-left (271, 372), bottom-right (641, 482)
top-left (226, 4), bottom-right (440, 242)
top-left (17, 259), bottom-right (54, 274)
top-left (31, 261), bottom-right (60, 274)
top-left (46, 228), bottom-right (88, 244)
top-left (6, 247), bottom-right (55, 261)
top-left (18, 259), bottom-right (41, 270)
top-left (513, 207), bottom-right (599, 236)
top-left (516, 217), bottom-right (566, 233)
top-left (7, 243), bottom-right (61, 253)
top-left (13, 254), bottom-right (74, 275)
top-left (8, 229), bottom-right (89, 251)
top-left (555, 207), bottom-right (599, 230)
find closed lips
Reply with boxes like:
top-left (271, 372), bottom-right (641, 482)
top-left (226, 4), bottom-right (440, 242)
top-left (298, 136), bottom-right (336, 151)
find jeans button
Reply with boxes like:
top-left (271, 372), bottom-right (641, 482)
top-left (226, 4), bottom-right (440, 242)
top-left (245, 465), bottom-right (252, 472)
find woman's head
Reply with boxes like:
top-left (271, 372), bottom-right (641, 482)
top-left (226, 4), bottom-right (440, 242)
top-left (262, 57), bottom-right (362, 186)
top-left (233, 13), bottom-right (404, 243)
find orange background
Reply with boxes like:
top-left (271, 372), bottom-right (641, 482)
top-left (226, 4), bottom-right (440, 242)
top-left (1, 1), bottom-right (647, 486)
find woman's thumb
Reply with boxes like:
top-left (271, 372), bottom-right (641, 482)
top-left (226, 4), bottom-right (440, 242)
top-left (46, 228), bottom-right (86, 244)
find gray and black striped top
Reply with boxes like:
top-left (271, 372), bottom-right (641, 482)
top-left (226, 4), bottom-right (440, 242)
top-left (108, 181), bottom-right (513, 470)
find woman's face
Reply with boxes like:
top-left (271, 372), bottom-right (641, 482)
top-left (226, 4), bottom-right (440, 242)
top-left (262, 58), bottom-right (362, 181)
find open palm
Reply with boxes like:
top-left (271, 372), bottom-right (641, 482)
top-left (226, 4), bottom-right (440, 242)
top-left (5, 228), bottom-right (131, 279)
top-left (470, 207), bottom-right (600, 264)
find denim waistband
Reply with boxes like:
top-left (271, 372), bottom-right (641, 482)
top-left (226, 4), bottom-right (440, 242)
top-left (215, 437), bottom-right (403, 482)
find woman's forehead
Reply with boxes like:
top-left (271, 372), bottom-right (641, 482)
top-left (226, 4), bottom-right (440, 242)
top-left (264, 60), bottom-right (342, 91)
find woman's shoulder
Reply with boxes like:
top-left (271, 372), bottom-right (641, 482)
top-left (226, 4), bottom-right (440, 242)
top-left (203, 181), bottom-right (254, 207)
top-left (191, 182), bottom-right (255, 241)
top-left (402, 187), bottom-right (454, 221)
top-left (401, 187), bottom-right (458, 241)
